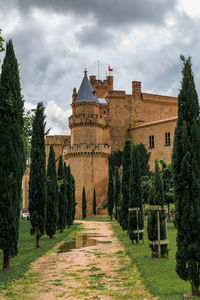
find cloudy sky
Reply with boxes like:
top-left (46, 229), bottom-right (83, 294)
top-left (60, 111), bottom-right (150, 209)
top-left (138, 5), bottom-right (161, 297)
top-left (1, 0), bottom-right (200, 135)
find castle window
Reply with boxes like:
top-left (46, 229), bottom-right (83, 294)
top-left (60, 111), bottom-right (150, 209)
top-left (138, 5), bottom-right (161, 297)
top-left (165, 132), bottom-right (171, 146)
top-left (149, 135), bottom-right (154, 149)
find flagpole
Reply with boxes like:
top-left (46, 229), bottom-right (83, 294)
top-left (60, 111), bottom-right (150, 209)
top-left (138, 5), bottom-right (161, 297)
top-left (98, 60), bottom-right (99, 80)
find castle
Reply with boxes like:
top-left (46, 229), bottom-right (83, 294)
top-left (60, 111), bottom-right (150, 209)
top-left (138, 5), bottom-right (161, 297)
top-left (23, 70), bottom-right (177, 217)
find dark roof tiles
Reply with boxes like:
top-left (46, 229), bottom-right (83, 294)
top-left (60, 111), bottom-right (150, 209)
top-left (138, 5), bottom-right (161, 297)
top-left (75, 69), bottom-right (99, 103)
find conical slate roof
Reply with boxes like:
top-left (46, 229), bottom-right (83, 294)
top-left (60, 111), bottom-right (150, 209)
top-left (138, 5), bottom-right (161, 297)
top-left (75, 69), bottom-right (99, 103)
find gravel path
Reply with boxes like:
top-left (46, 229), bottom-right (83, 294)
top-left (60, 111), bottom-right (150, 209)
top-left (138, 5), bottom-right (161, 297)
top-left (1, 221), bottom-right (157, 300)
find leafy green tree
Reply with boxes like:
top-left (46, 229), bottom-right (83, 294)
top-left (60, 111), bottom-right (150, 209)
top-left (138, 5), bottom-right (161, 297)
top-left (107, 166), bottom-right (114, 220)
top-left (64, 164), bottom-right (73, 227)
top-left (172, 56), bottom-right (200, 296)
top-left (160, 160), bottom-right (174, 221)
top-left (147, 160), bottom-right (167, 257)
top-left (82, 187), bottom-right (87, 219)
top-left (93, 188), bottom-right (96, 215)
top-left (0, 40), bottom-right (25, 268)
top-left (29, 102), bottom-right (46, 248)
top-left (57, 155), bottom-right (67, 232)
top-left (121, 139), bottom-right (132, 230)
top-left (128, 145), bottom-right (143, 243)
top-left (45, 144), bottom-right (57, 238)
top-left (114, 167), bottom-right (121, 220)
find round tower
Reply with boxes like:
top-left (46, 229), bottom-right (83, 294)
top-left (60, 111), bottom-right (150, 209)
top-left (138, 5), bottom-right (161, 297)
top-left (63, 70), bottom-right (111, 217)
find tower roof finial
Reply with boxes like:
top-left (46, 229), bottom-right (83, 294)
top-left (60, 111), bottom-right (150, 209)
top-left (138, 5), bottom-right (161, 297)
top-left (84, 68), bottom-right (87, 76)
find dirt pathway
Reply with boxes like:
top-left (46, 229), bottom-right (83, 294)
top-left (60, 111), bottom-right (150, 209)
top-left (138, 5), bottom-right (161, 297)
top-left (1, 221), bottom-right (157, 300)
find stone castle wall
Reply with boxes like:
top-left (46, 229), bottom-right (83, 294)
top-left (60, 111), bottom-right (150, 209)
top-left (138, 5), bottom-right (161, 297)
top-left (129, 117), bottom-right (177, 169)
top-left (63, 144), bottom-right (110, 217)
top-left (90, 76), bottom-right (177, 167)
top-left (45, 135), bottom-right (71, 166)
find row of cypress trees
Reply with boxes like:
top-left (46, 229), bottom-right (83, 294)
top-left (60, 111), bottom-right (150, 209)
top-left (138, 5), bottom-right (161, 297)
top-left (107, 142), bottom-right (145, 243)
top-left (108, 141), bottom-right (168, 252)
top-left (29, 102), bottom-right (76, 248)
top-left (81, 186), bottom-right (97, 219)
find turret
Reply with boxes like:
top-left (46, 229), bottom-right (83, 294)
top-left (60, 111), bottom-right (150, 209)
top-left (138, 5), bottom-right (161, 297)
top-left (132, 81), bottom-right (142, 100)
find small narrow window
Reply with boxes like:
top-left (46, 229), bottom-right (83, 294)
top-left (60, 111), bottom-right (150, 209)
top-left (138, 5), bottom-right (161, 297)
top-left (149, 135), bottom-right (154, 149)
top-left (165, 132), bottom-right (171, 146)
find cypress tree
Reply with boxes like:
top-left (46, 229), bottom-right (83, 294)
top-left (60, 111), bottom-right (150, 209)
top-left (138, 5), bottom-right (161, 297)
top-left (93, 188), bottom-right (96, 215)
top-left (45, 144), bottom-right (57, 239)
top-left (0, 40), bottom-right (25, 268)
top-left (117, 194), bottom-right (123, 225)
top-left (57, 155), bottom-right (67, 232)
top-left (29, 102), bottom-right (46, 248)
top-left (137, 143), bottom-right (151, 177)
top-left (172, 56), bottom-right (200, 296)
top-left (82, 186), bottom-right (87, 219)
top-left (71, 174), bottom-right (76, 221)
top-left (107, 166), bottom-right (114, 220)
top-left (121, 139), bottom-right (132, 230)
top-left (160, 160), bottom-right (174, 221)
top-left (128, 145), bottom-right (143, 243)
top-left (147, 160), bottom-right (167, 257)
top-left (114, 167), bottom-right (120, 220)
top-left (64, 164), bottom-right (73, 227)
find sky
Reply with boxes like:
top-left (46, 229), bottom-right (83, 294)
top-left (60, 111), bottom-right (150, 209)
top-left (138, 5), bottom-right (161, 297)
top-left (1, 0), bottom-right (200, 135)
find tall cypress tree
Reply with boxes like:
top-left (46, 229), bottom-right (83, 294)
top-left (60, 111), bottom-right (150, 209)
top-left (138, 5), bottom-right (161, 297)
top-left (82, 187), bottom-right (87, 219)
top-left (121, 139), bottom-right (132, 230)
top-left (128, 145), bottom-right (143, 243)
top-left (45, 144), bottom-right (57, 238)
top-left (0, 40), bottom-right (25, 268)
top-left (29, 102), bottom-right (46, 248)
top-left (71, 174), bottom-right (76, 221)
top-left (93, 188), bottom-right (96, 215)
top-left (65, 164), bottom-right (73, 227)
top-left (107, 166), bottom-right (114, 220)
top-left (172, 56), bottom-right (200, 296)
top-left (57, 155), bottom-right (67, 232)
top-left (147, 160), bottom-right (167, 257)
top-left (114, 167), bottom-right (120, 220)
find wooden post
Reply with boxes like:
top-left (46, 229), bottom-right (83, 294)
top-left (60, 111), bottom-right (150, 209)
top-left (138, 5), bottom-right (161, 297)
top-left (157, 210), bottom-right (161, 258)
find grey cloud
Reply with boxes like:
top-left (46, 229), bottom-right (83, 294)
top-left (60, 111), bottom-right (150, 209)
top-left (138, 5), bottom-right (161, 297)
top-left (76, 25), bottom-right (115, 47)
top-left (10, 0), bottom-right (178, 27)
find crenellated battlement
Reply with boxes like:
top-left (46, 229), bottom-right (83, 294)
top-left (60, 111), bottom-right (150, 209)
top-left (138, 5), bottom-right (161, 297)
top-left (45, 135), bottom-right (71, 146)
top-left (68, 114), bottom-right (110, 129)
top-left (63, 143), bottom-right (111, 158)
top-left (90, 75), bottom-right (113, 98)
top-left (108, 90), bottom-right (126, 98)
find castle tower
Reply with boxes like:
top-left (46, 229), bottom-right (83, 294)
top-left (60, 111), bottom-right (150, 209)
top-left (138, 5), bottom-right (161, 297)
top-left (63, 70), bottom-right (111, 217)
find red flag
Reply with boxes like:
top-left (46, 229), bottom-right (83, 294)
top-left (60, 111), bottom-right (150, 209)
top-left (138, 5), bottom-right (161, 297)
top-left (108, 65), bottom-right (113, 72)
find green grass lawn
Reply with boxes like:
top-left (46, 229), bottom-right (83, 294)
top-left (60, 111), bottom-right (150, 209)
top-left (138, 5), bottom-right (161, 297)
top-left (0, 220), bottom-right (81, 292)
top-left (112, 220), bottom-right (193, 300)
